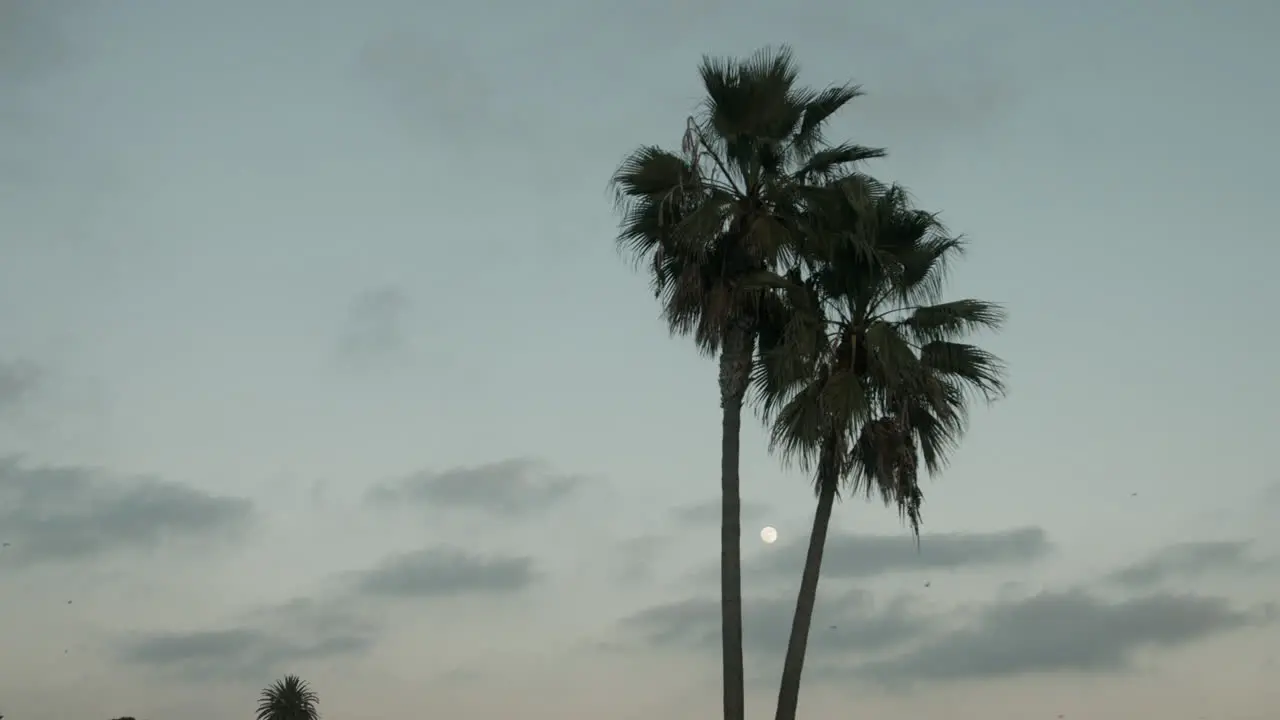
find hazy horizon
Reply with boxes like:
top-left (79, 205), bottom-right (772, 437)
top-left (2, 1), bottom-right (1279, 719)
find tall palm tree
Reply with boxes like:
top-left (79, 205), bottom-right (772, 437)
top-left (256, 674), bottom-right (320, 720)
top-left (758, 179), bottom-right (1007, 720)
top-left (611, 46), bottom-right (883, 720)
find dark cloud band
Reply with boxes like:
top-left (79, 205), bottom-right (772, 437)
top-left (366, 457), bottom-right (583, 517)
top-left (0, 457), bottom-right (252, 566)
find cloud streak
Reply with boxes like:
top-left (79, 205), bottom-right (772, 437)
top-left (1107, 541), bottom-right (1274, 589)
top-left (367, 458), bottom-right (584, 518)
top-left (623, 589), bottom-right (931, 662)
top-left (0, 0), bottom-right (70, 91)
top-left (859, 590), bottom-right (1267, 686)
top-left (749, 526), bottom-right (1052, 581)
top-left (335, 286), bottom-right (411, 369)
top-left (669, 498), bottom-right (770, 527)
top-left (0, 359), bottom-right (40, 412)
top-left (0, 457), bottom-right (252, 567)
top-left (355, 30), bottom-right (498, 142)
top-left (352, 547), bottom-right (538, 598)
top-left (117, 597), bottom-right (378, 682)
top-left (116, 544), bottom-right (541, 681)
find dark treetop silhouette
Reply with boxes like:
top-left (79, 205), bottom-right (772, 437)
top-left (256, 674), bottom-right (320, 720)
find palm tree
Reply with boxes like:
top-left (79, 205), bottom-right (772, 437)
top-left (610, 46), bottom-right (884, 720)
top-left (758, 179), bottom-right (1007, 720)
top-left (256, 674), bottom-right (320, 720)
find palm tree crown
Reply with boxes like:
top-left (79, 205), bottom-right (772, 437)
top-left (256, 674), bottom-right (320, 720)
top-left (764, 179), bottom-right (1007, 524)
top-left (612, 46), bottom-right (884, 354)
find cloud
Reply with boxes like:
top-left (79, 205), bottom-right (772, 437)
top-left (1262, 482), bottom-right (1280, 506)
top-left (117, 597), bottom-right (377, 682)
top-left (121, 545), bottom-right (540, 679)
top-left (367, 458), bottom-right (584, 517)
top-left (614, 499), bottom-right (773, 584)
top-left (0, 457), bottom-right (252, 566)
top-left (858, 590), bottom-right (1268, 687)
top-left (1107, 541), bottom-right (1274, 589)
top-left (0, 360), bottom-right (39, 411)
top-left (352, 547), bottom-right (537, 598)
top-left (611, 534), bottom-right (678, 585)
top-left (809, 6), bottom-right (1023, 147)
top-left (621, 589), bottom-right (931, 662)
top-left (669, 498), bottom-right (771, 526)
top-left (355, 30), bottom-right (498, 142)
top-left (335, 286), bottom-right (410, 368)
top-left (749, 526), bottom-right (1051, 581)
top-left (0, 0), bottom-right (70, 90)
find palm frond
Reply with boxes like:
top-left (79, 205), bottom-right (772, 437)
top-left (793, 143), bottom-right (886, 183)
top-left (906, 398), bottom-right (963, 474)
top-left (751, 269), bottom-right (827, 412)
top-left (611, 146), bottom-right (694, 202)
top-left (918, 341), bottom-right (1007, 401)
top-left (698, 47), bottom-right (799, 135)
top-left (891, 234), bottom-right (966, 305)
top-left (791, 85), bottom-right (867, 158)
top-left (863, 320), bottom-right (922, 390)
top-left (846, 416), bottom-right (923, 534)
top-left (770, 374), bottom-right (832, 468)
top-left (900, 299), bottom-right (1007, 344)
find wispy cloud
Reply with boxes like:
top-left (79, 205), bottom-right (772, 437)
top-left (859, 590), bottom-right (1269, 687)
top-left (352, 547), bottom-right (538, 598)
top-left (622, 588), bottom-right (931, 661)
top-left (1106, 541), bottom-right (1275, 589)
top-left (117, 596), bottom-right (378, 682)
top-left (748, 526), bottom-right (1052, 581)
top-left (0, 457), bottom-right (252, 567)
top-left (335, 286), bottom-right (411, 369)
top-left (366, 458), bottom-right (585, 518)
top-left (669, 498), bottom-right (771, 527)
top-left (354, 29), bottom-right (499, 142)
top-left (0, 360), bottom-right (39, 412)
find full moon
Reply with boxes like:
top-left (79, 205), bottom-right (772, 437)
top-left (760, 526), bottom-right (778, 544)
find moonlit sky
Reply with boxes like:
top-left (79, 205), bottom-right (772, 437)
top-left (2, 1), bottom-right (1279, 718)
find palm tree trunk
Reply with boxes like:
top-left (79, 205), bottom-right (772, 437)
top-left (718, 325), bottom-right (753, 720)
top-left (773, 466), bottom-right (838, 720)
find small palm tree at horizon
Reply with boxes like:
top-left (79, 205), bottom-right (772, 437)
top-left (610, 45), bottom-right (884, 720)
top-left (758, 178), bottom-right (1007, 720)
top-left (256, 674), bottom-right (320, 720)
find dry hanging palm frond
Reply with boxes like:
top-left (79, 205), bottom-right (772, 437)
top-left (682, 115), bottom-right (702, 169)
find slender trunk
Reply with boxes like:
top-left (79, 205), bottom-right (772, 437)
top-left (718, 325), bottom-right (753, 720)
top-left (774, 466), bottom-right (838, 720)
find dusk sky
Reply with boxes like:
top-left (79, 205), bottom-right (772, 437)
top-left (2, 1), bottom-right (1278, 719)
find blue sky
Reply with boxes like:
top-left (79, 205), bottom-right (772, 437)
top-left (1, 1), bottom-right (1278, 719)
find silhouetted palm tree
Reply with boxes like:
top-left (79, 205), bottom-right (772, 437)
top-left (256, 674), bottom-right (320, 720)
top-left (610, 46), bottom-right (882, 720)
top-left (759, 179), bottom-right (1006, 720)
